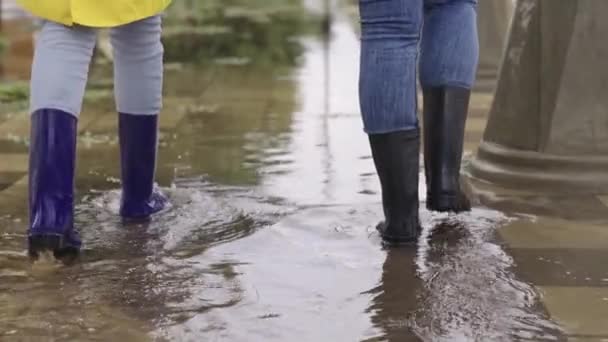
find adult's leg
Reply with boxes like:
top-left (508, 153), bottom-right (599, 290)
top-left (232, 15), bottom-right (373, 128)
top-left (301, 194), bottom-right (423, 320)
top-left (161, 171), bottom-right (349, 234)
top-left (420, 0), bottom-right (479, 212)
top-left (358, 0), bottom-right (423, 244)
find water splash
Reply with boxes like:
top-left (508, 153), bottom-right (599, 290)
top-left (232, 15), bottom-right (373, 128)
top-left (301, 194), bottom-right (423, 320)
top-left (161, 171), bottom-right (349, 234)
top-left (408, 208), bottom-right (564, 341)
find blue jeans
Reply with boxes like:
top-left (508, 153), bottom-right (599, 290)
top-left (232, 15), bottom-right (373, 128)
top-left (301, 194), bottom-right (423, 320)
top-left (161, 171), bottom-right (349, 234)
top-left (358, 0), bottom-right (479, 134)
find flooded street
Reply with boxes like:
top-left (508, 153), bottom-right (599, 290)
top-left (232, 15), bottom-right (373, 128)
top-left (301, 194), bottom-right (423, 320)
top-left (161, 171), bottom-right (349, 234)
top-left (1, 1), bottom-right (606, 341)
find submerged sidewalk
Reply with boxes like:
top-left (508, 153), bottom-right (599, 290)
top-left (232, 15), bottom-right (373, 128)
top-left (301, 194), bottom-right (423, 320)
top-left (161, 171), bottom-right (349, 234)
top-left (0, 3), bottom-right (607, 340)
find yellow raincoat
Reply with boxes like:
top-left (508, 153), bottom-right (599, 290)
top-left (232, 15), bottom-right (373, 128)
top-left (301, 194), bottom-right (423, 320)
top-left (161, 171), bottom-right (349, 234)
top-left (15, 0), bottom-right (172, 28)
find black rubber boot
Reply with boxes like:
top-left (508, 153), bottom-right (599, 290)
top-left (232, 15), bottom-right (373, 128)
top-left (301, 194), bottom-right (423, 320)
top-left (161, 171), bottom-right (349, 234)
top-left (369, 129), bottom-right (422, 245)
top-left (422, 86), bottom-right (472, 213)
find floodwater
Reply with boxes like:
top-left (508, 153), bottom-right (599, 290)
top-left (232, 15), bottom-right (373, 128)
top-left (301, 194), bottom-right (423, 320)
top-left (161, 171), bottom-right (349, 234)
top-left (0, 1), bottom-right (579, 341)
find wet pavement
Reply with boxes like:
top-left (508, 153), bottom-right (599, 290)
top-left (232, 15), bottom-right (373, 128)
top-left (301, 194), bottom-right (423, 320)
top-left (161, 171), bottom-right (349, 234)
top-left (1, 1), bottom-right (607, 341)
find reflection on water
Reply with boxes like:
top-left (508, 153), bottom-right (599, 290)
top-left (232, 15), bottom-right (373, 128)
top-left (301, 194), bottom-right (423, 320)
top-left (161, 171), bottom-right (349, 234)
top-left (410, 211), bottom-right (562, 341)
top-left (162, 0), bottom-right (318, 67)
top-left (366, 210), bottom-right (564, 342)
top-left (0, 0), bottom-right (567, 341)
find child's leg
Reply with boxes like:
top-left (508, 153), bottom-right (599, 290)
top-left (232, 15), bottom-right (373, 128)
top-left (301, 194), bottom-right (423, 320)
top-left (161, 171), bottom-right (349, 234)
top-left (420, 0), bottom-right (479, 212)
top-left (110, 15), bottom-right (166, 220)
top-left (28, 21), bottom-right (97, 260)
top-left (30, 21), bottom-right (97, 116)
top-left (111, 15), bottom-right (163, 116)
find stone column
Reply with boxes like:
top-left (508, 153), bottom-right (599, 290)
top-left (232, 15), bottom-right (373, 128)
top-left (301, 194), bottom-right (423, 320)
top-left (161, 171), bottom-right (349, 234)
top-left (475, 0), bottom-right (515, 92)
top-left (468, 0), bottom-right (608, 193)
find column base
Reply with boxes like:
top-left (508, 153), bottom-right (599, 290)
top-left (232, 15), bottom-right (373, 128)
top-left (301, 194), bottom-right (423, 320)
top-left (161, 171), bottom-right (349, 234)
top-left (466, 141), bottom-right (608, 194)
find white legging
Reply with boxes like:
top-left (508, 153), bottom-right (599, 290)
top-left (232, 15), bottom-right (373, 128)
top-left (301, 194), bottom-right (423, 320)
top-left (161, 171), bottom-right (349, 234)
top-left (29, 15), bottom-right (163, 117)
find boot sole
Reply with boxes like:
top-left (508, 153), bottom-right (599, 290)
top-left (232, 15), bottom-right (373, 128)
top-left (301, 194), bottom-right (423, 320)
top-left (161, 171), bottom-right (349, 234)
top-left (376, 223), bottom-right (420, 246)
top-left (120, 196), bottom-right (167, 223)
top-left (120, 215), bottom-right (152, 224)
top-left (28, 234), bottom-right (79, 264)
top-left (426, 194), bottom-right (471, 213)
top-left (380, 236), bottom-right (419, 247)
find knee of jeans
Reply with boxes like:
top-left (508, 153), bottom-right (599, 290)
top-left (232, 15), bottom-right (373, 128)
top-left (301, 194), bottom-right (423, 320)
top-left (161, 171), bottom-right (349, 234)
top-left (361, 19), bottom-right (421, 42)
top-left (110, 16), bottom-right (163, 61)
top-left (424, 0), bottom-right (477, 10)
top-left (30, 77), bottom-right (85, 115)
top-left (419, 53), bottom-right (477, 88)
